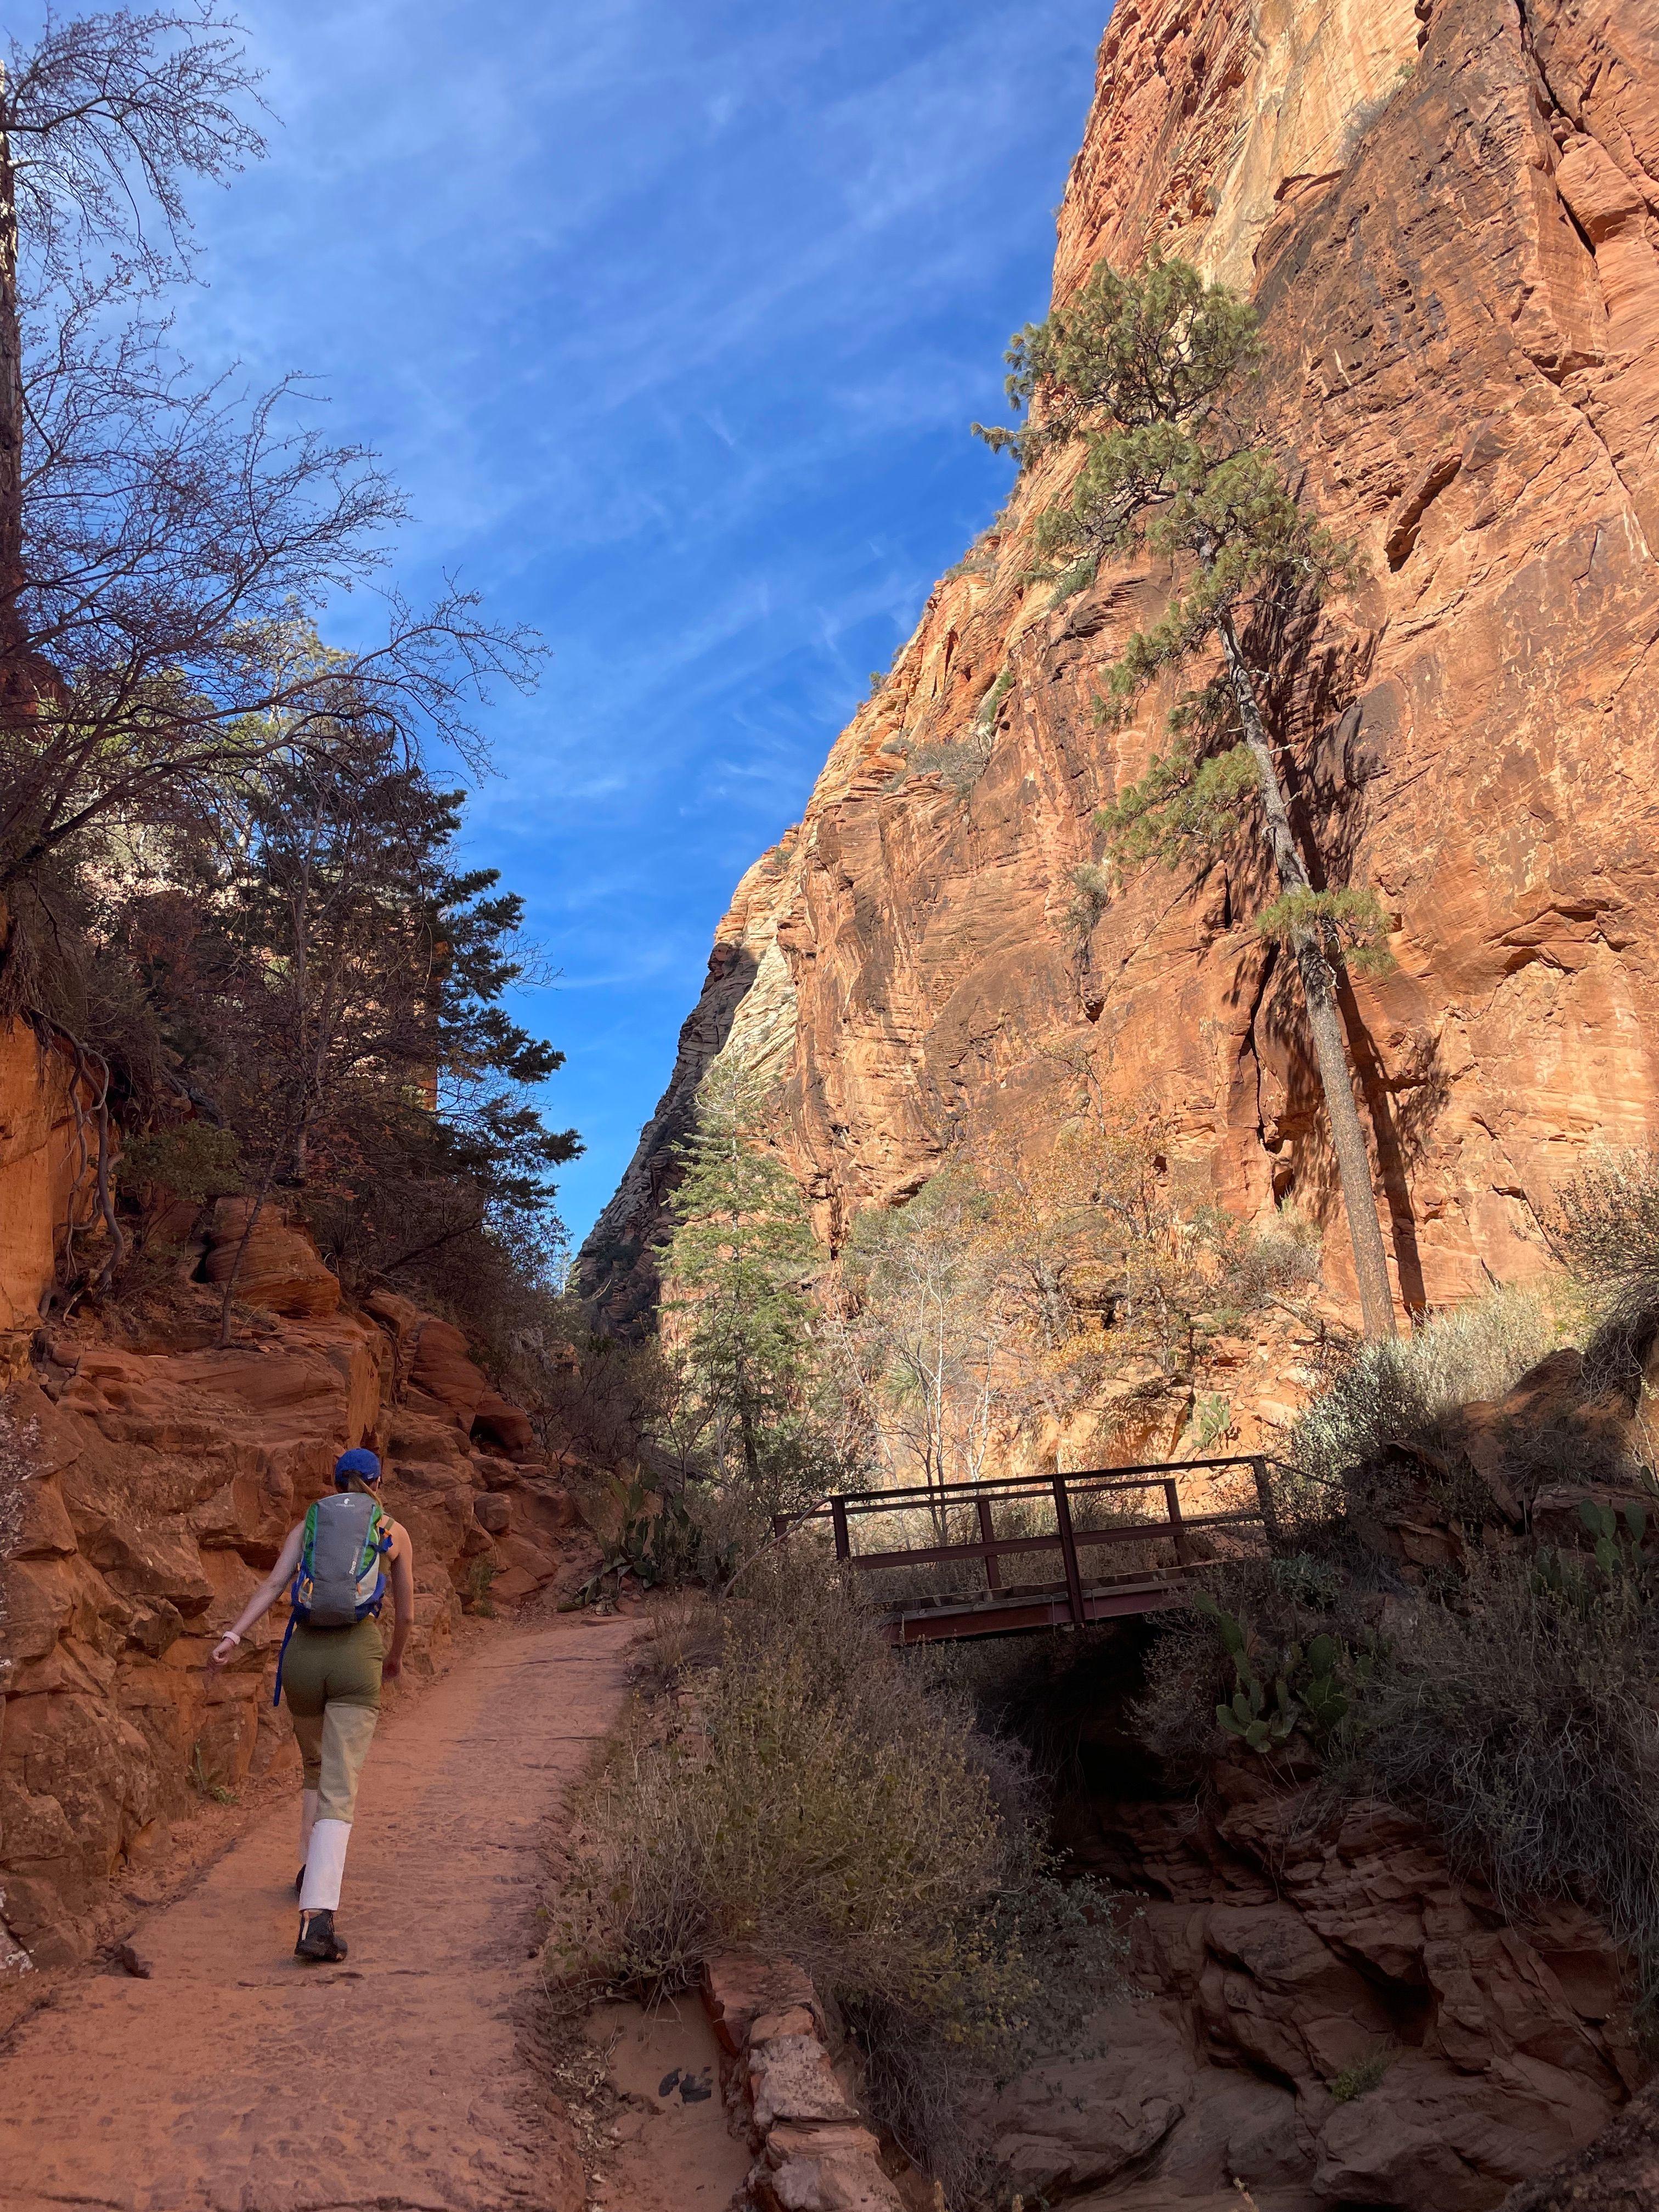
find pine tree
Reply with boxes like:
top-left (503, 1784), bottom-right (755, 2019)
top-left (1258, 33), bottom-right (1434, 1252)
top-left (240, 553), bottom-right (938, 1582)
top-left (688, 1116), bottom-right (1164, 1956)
top-left (663, 1066), bottom-right (830, 1509)
top-left (980, 254), bottom-right (1398, 1340)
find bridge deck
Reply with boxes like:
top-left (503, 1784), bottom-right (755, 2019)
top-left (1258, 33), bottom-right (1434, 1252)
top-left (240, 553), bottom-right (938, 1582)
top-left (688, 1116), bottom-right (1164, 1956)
top-left (778, 1456), bottom-right (1277, 1644)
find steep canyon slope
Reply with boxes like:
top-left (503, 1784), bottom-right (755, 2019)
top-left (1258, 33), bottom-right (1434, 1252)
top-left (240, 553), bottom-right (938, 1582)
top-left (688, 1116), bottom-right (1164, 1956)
top-left (584, 0), bottom-right (1659, 1347)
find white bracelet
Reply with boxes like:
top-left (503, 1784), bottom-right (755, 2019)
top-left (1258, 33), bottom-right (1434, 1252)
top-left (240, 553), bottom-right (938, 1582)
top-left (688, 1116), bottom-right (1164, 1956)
top-left (220, 1630), bottom-right (241, 1646)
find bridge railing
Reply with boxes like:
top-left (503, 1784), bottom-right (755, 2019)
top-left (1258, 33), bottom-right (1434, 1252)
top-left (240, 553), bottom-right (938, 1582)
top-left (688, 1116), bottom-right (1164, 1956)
top-left (775, 1455), bottom-right (1279, 1635)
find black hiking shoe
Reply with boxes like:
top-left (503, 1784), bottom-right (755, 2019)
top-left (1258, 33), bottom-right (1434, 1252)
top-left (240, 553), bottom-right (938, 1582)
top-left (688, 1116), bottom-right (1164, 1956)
top-left (295, 1909), bottom-right (347, 1963)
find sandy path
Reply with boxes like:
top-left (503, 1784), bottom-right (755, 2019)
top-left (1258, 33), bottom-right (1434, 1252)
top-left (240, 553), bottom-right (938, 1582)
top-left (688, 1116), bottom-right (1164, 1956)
top-left (0, 1613), bottom-right (637, 2212)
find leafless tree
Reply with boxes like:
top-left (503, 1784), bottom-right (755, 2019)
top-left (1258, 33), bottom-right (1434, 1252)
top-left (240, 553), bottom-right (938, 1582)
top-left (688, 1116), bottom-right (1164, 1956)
top-left (839, 1170), bottom-right (1011, 1502)
top-left (0, 8), bottom-right (537, 925)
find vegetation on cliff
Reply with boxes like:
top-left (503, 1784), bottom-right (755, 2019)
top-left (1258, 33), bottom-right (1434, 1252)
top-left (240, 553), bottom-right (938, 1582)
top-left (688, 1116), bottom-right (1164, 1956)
top-left (0, 10), bottom-right (575, 1379)
top-left (981, 254), bottom-right (1398, 1339)
top-left (1136, 1161), bottom-right (1659, 2010)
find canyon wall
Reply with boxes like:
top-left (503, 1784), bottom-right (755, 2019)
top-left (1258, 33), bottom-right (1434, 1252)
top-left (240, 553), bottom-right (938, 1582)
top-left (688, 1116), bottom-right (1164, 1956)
top-left (584, 0), bottom-right (1659, 1350)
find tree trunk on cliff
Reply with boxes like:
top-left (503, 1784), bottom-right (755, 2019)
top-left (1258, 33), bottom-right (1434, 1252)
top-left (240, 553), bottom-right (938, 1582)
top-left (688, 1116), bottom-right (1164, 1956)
top-left (1218, 611), bottom-right (1397, 1342)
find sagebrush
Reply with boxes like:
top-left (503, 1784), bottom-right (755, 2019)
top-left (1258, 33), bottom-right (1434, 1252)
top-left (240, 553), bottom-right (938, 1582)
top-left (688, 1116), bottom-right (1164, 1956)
top-left (1284, 1286), bottom-right (1567, 1495)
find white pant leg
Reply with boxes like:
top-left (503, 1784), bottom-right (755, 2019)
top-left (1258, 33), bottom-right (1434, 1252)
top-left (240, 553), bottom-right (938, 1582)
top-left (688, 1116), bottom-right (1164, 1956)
top-left (299, 1818), bottom-right (351, 1911)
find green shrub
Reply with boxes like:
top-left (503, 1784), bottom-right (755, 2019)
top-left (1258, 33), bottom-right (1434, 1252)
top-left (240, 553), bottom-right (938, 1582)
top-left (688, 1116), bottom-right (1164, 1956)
top-left (1194, 1590), bottom-right (1373, 1755)
top-left (550, 1550), bottom-right (1127, 2205)
top-left (1550, 1149), bottom-right (1659, 1304)
top-left (1066, 861), bottom-right (1112, 943)
top-left (462, 1556), bottom-right (498, 1617)
top-left (1330, 2046), bottom-right (1394, 2102)
top-left (188, 1743), bottom-right (237, 1805)
top-left (120, 1121), bottom-right (245, 1204)
top-left (1549, 1148), bottom-right (1659, 1406)
top-left (886, 724), bottom-right (995, 797)
top-left (1138, 1552), bottom-right (1387, 1781)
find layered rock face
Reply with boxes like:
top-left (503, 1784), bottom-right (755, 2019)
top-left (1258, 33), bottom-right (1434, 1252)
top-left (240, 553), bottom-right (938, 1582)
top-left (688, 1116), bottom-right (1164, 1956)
top-left (585, 0), bottom-right (1659, 1343)
top-left (1, 1204), bottom-right (590, 1970)
top-left (1503, 2071), bottom-right (1659, 2210)
top-left (1008, 1764), bottom-right (1638, 2211)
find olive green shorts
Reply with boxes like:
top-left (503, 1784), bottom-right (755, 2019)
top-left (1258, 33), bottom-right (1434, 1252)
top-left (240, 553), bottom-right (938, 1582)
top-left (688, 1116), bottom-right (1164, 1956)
top-left (283, 1618), bottom-right (383, 1824)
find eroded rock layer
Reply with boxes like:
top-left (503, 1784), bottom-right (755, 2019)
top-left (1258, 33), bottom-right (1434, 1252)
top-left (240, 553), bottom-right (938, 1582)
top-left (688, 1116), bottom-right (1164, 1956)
top-left (1017, 1763), bottom-right (1639, 2211)
top-left (585, 0), bottom-right (1659, 1339)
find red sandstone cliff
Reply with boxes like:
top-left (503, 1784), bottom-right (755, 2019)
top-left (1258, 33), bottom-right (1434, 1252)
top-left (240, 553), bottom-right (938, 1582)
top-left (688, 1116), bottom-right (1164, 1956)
top-left (584, 0), bottom-right (1659, 1352)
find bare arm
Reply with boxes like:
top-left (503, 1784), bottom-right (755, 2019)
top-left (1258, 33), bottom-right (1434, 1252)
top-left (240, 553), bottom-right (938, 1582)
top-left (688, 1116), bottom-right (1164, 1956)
top-left (206, 1520), bottom-right (304, 1673)
top-left (383, 1522), bottom-right (415, 1680)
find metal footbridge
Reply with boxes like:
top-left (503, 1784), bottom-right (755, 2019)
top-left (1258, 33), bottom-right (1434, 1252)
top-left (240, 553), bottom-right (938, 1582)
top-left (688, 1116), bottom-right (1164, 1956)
top-left (778, 1455), bottom-right (1278, 1644)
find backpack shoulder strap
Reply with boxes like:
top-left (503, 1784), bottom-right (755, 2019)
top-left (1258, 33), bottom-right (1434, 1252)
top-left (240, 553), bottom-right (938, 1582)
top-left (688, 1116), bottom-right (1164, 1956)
top-left (354, 1498), bottom-right (387, 1567)
top-left (299, 1502), bottom-right (319, 1576)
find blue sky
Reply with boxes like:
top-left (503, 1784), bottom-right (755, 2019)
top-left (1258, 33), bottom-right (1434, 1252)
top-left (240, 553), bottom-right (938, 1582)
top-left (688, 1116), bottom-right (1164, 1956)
top-left (163, 0), bottom-right (1105, 1245)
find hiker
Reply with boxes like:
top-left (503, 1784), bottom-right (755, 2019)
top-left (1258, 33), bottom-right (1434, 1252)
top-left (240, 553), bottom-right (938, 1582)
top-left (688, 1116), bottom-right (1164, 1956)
top-left (206, 1448), bottom-right (414, 1963)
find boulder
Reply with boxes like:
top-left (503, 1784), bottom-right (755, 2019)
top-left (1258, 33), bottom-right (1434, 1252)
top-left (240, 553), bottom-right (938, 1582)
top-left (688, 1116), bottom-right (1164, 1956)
top-left (756, 2120), bottom-right (905, 2212)
top-left (749, 2034), bottom-right (859, 2132)
top-left (1502, 2074), bottom-right (1659, 2211)
top-left (1455, 1351), bottom-right (1646, 1522)
top-left (405, 1317), bottom-right (486, 1430)
top-left (387, 1318), bottom-right (540, 1458)
top-left (989, 1999), bottom-right (1191, 2197)
top-left (1315, 2055), bottom-right (1616, 2211)
top-left (704, 1953), bottom-right (823, 2057)
top-left (472, 1389), bottom-right (536, 1459)
top-left (201, 1200), bottom-right (340, 1319)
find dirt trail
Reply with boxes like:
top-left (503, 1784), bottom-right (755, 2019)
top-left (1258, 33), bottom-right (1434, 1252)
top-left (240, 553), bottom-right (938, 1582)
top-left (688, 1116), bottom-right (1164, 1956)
top-left (0, 1613), bottom-right (637, 2212)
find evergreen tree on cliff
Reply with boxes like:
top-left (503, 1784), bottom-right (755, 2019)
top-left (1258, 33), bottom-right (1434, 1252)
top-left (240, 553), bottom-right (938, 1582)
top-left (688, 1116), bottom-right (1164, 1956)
top-left (979, 255), bottom-right (1398, 1341)
top-left (663, 1065), bottom-right (839, 1511)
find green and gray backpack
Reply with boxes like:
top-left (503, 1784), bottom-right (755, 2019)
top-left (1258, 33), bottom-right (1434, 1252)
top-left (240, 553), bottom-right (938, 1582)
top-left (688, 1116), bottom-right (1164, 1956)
top-left (273, 1493), bottom-right (391, 1704)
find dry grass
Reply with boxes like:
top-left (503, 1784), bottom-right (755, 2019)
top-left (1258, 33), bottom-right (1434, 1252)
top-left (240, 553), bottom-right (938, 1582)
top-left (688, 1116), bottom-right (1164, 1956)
top-left (548, 1547), bottom-right (1127, 2206)
top-left (630, 1590), bottom-right (723, 1694)
top-left (1335, 1541), bottom-right (1659, 2005)
top-left (1283, 1286), bottom-right (1568, 1502)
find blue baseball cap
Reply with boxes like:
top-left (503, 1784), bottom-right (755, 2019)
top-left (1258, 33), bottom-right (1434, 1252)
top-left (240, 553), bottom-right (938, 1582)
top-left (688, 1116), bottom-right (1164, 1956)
top-left (334, 1448), bottom-right (382, 1486)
